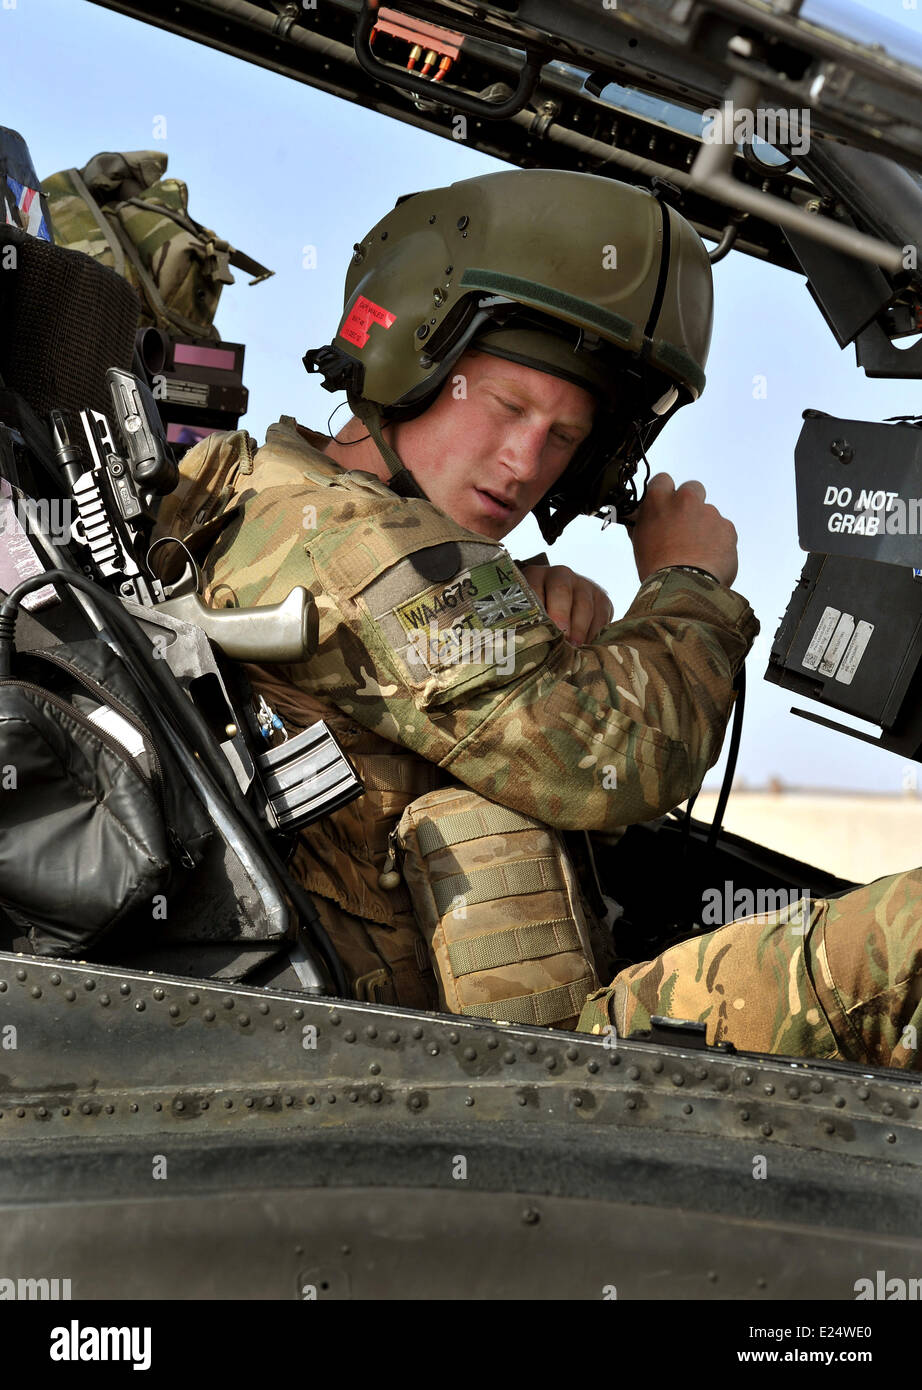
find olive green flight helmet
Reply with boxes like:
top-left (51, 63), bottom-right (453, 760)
top-left (304, 168), bottom-right (713, 542)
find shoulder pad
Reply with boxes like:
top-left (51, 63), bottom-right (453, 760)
top-left (256, 417), bottom-right (395, 504)
top-left (306, 494), bottom-right (553, 699)
top-left (151, 426), bottom-right (255, 549)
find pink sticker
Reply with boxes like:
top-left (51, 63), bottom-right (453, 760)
top-left (173, 343), bottom-right (238, 371)
top-left (340, 294), bottom-right (397, 349)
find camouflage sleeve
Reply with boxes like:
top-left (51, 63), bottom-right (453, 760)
top-left (391, 565), bottom-right (758, 831)
top-left (201, 422), bottom-right (759, 832)
top-left (337, 557), bottom-right (756, 831)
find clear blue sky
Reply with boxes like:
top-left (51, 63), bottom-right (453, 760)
top-left (5, 0), bottom-right (922, 793)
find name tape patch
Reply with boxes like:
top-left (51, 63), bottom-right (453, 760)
top-left (394, 558), bottom-right (541, 645)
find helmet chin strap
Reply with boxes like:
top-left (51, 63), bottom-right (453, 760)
top-left (351, 398), bottom-right (428, 501)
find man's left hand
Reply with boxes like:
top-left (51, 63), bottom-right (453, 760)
top-left (521, 564), bottom-right (614, 645)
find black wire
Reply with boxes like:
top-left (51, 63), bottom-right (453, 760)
top-left (706, 665), bottom-right (746, 853)
top-left (676, 666), bottom-right (746, 932)
top-left (633, 421), bottom-right (653, 502)
top-left (682, 788), bottom-right (698, 861)
top-left (681, 668), bottom-right (748, 860)
top-left (325, 399), bottom-right (370, 445)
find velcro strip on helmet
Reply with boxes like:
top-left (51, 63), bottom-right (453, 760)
top-left (460, 268), bottom-right (640, 351)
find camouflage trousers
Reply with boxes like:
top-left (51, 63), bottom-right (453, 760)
top-left (576, 868), bottom-right (922, 1070)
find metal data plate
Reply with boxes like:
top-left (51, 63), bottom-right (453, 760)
top-left (768, 553), bottom-right (922, 726)
top-left (257, 719), bottom-right (363, 828)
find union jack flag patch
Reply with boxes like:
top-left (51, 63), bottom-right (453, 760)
top-left (3, 177), bottom-right (51, 241)
top-left (473, 583), bottom-right (534, 626)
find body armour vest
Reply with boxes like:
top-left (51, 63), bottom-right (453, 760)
top-left (150, 417), bottom-right (453, 928)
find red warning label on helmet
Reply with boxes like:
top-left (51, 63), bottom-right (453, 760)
top-left (340, 295), bottom-right (397, 349)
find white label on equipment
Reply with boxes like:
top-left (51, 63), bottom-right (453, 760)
top-left (834, 619), bottom-right (874, 685)
top-left (88, 706), bottom-right (147, 759)
top-left (802, 605), bottom-right (840, 670)
top-left (0, 481), bottom-right (58, 611)
top-left (818, 612), bottom-right (856, 677)
top-left (164, 380), bottom-right (209, 406)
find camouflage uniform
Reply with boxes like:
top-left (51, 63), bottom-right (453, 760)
top-left (159, 417), bottom-right (922, 1068)
top-left (154, 416), bottom-right (758, 1008)
top-left (577, 871), bottom-right (922, 1071)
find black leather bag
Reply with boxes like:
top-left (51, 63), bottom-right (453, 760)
top-left (0, 638), bottom-right (212, 955)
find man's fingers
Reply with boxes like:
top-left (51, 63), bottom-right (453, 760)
top-left (521, 563), bottom-right (613, 642)
top-left (521, 566), bottom-right (548, 608)
top-left (628, 469), bottom-right (740, 586)
top-left (568, 585), bottom-right (596, 645)
top-left (543, 569), bottom-right (576, 635)
top-left (643, 474), bottom-right (707, 506)
top-left (646, 472), bottom-right (675, 494)
top-left (582, 590), bottom-right (614, 644)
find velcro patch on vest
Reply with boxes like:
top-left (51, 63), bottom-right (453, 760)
top-left (358, 541), bottom-right (555, 696)
top-left (391, 558), bottom-right (541, 673)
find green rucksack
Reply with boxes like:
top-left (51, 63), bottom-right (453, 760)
top-left (42, 150), bottom-right (272, 341)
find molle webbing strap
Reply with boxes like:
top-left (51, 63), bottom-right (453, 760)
top-left (432, 857), bottom-right (562, 916)
top-left (447, 918), bottom-right (582, 977)
top-left (0, 226), bottom-right (139, 424)
top-left (459, 978), bottom-right (595, 1027)
top-left (65, 167), bottom-right (125, 277)
top-left (395, 785), bottom-right (600, 1029)
top-left (417, 803), bottom-right (532, 857)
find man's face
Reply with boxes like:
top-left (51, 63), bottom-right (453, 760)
top-left (387, 349), bottom-right (597, 539)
